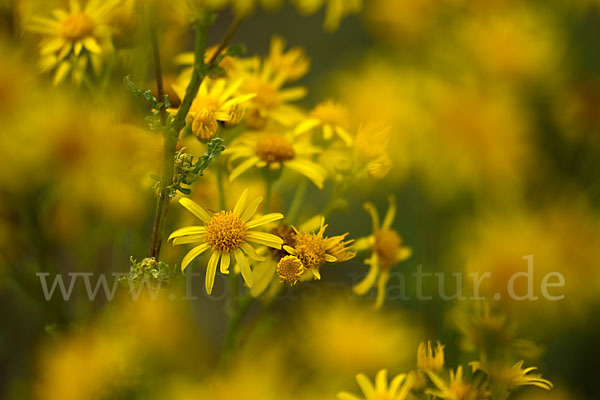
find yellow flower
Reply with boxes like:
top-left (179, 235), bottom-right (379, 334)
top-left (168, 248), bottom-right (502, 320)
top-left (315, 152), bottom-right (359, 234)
top-left (169, 189), bottom-right (284, 294)
top-left (338, 369), bottom-right (415, 400)
top-left (425, 366), bottom-right (489, 400)
top-left (283, 217), bottom-right (354, 280)
top-left (235, 55), bottom-right (307, 129)
top-left (267, 36), bottom-right (310, 82)
top-left (250, 217), bottom-right (322, 295)
top-left (354, 122), bottom-right (393, 179)
top-left (295, 100), bottom-right (353, 146)
top-left (276, 255), bottom-right (305, 285)
top-left (417, 341), bottom-right (445, 372)
top-left (353, 195), bottom-right (412, 308)
top-left (294, 0), bottom-right (362, 32)
top-left (470, 361), bottom-right (553, 391)
top-left (172, 78), bottom-right (255, 141)
top-left (226, 131), bottom-right (327, 188)
top-left (27, 0), bottom-right (119, 85)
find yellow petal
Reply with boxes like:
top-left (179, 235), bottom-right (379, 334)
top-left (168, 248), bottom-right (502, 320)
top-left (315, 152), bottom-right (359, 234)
top-left (234, 249), bottom-right (253, 288)
top-left (363, 202), bottom-right (380, 232)
top-left (181, 243), bottom-right (209, 272)
top-left (240, 243), bottom-right (266, 261)
top-left (220, 252), bottom-right (230, 274)
top-left (233, 189), bottom-right (248, 217)
top-left (375, 369), bottom-right (388, 393)
top-left (353, 261), bottom-right (378, 295)
top-left (240, 196), bottom-right (263, 221)
top-left (229, 156), bottom-right (260, 181)
top-left (179, 198), bottom-right (211, 222)
top-left (356, 374), bottom-right (375, 398)
top-left (169, 226), bottom-right (206, 240)
top-left (382, 195), bottom-right (396, 230)
top-left (246, 213), bottom-right (284, 228)
top-left (246, 231), bottom-right (283, 248)
top-left (374, 270), bottom-right (390, 309)
top-left (53, 61), bottom-right (71, 85)
top-left (205, 251), bottom-right (220, 294)
top-left (82, 37), bottom-right (101, 54)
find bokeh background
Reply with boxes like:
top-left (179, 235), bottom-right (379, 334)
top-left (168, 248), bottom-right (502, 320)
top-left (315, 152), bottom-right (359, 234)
top-left (1, 0), bottom-right (599, 399)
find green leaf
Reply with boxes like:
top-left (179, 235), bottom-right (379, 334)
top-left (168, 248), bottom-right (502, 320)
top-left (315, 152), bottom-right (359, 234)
top-left (226, 44), bottom-right (246, 57)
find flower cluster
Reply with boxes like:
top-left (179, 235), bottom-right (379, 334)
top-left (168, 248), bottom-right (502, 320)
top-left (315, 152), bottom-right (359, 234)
top-left (339, 339), bottom-right (552, 400)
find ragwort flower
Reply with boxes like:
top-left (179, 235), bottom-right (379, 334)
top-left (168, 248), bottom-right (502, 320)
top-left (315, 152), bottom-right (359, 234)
top-left (27, 0), bottom-right (119, 85)
top-left (296, 100), bottom-right (353, 146)
top-left (169, 189), bottom-right (284, 294)
top-left (235, 54), bottom-right (307, 129)
top-left (226, 131), bottom-right (327, 188)
top-left (338, 369), bottom-right (415, 400)
top-left (353, 195), bottom-right (412, 308)
top-left (470, 361), bottom-right (553, 391)
top-left (418, 341), bottom-right (445, 372)
top-left (172, 78), bottom-right (255, 141)
top-left (283, 217), bottom-right (355, 281)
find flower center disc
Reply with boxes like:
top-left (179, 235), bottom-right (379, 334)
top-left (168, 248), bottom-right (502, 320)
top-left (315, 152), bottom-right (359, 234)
top-left (293, 232), bottom-right (326, 269)
top-left (277, 255), bottom-right (304, 284)
top-left (256, 134), bottom-right (295, 164)
top-left (311, 101), bottom-right (348, 126)
top-left (205, 211), bottom-right (247, 252)
top-left (374, 229), bottom-right (401, 269)
top-left (61, 13), bottom-right (94, 40)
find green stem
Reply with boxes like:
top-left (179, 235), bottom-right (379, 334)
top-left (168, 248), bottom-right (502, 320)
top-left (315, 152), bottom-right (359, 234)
top-left (285, 178), bottom-right (307, 224)
top-left (148, 17), bottom-right (209, 259)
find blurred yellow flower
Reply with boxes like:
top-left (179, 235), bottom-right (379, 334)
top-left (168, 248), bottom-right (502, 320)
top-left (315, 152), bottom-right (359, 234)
top-left (353, 196), bottom-right (412, 309)
top-left (27, 0), bottom-right (119, 85)
top-left (236, 49), bottom-right (307, 128)
top-left (337, 369), bottom-right (415, 400)
top-left (291, 297), bottom-right (423, 375)
top-left (230, 0), bottom-right (282, 16)
top-left (417, 341), bottom-right (445, 372)
top-left (295, 100), bottom-right (353, 146)
top-left (227, 131), bottom-right (327, 188)
top-left (354, 122), bottom-right (393, 179)
top-left (169, 189), bottom-right (284, 294)
top-left (425, 366), bottom-right (489, 400)
top-left (458, 5), bottom-right (562, 82)
top-left (293, 0), bottom-right (362, 31)
top-left (267, 35), bottom-right (310, 82)
top-left (470, 360), bottom-right (553, 391)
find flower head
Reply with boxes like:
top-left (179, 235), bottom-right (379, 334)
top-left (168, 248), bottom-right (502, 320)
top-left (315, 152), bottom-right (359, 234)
top-left (353, 195), bottom-right (412, 308)
top-left (283, 217), bottom-right (354, 280)
top-left (277, 255), bottom-right (305, 285)
top-left (470, 361), bottom-right (553, 391)
top-left (169, 189), bottom-right (284, 294)
top-left (267, 36), bottom-right (310, 82)
top-left (338, 369), bottom-right (415, 400)
top-left (417, 341), bottom-right (445, 372)
top-left (27, 0), bottom-right (119, 85)
top-left (425, 366), bottom-right (489, 400)
top-left (173, 78), bottom-right (255, 141)
top-left (227, 131), bottom-right (327, 188)
top-left (296, 100), bottom-right (353, 146)
top-left (354, 122), bottom-right (393, 179)
top-left (235, 54), bottom-right (307, 128)
top-left (293, 0), bottom-right (362, 32)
